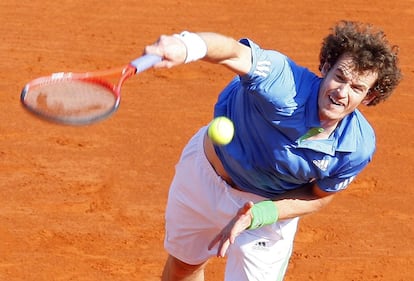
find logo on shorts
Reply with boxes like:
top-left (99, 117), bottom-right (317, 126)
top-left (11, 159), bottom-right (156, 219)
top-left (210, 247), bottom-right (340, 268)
top-left (253, 241), bottom-right (270, 252)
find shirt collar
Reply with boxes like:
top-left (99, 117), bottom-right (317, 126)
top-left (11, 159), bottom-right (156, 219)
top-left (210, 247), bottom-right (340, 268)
top-left (298, 84), bottom-right (357, 155)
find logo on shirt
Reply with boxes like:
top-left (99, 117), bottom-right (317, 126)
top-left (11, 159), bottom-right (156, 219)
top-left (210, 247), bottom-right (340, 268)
top-left (335, 176), bottom-right (356, 190)
top-left (313, 158), bottom-right (330, 171)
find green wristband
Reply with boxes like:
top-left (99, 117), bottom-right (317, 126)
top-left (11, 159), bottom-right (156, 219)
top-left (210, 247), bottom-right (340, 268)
top-left (248, 200), bottom-right (279, 230)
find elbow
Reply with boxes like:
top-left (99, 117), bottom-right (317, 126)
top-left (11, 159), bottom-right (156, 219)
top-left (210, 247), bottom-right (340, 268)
top-left (311, 184), bottom-right (336, 212)
top-left (313, 196), bottom-right (333, 213)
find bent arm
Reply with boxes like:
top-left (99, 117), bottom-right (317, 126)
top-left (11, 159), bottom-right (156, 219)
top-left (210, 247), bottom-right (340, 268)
top-left (144, 31), bottom-right (252, 75)
top-left (198, 32), bottom-right (252, 75)
top-left (272, 183), bottom-right (337, 220)
top-left (208, 183), bottom-right (337, 257)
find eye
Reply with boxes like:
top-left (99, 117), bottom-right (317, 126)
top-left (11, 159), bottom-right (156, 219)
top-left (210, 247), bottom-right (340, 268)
top-left (335, 73), bottom-right (345, 82)
top-left (352, 85), bottom-right (366, 94)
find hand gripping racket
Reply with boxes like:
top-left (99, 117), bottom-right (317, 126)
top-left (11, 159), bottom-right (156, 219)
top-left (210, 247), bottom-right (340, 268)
top-left (20, 54), bottom-right (161, 125)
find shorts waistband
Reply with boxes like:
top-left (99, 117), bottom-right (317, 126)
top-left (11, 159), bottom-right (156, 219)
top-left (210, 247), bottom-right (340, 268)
top-left (202, 127), bottom-right (242, 191)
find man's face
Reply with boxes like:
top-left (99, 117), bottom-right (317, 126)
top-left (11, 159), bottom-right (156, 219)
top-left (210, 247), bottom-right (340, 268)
top-left (318, 54), bottom-right (378, 125)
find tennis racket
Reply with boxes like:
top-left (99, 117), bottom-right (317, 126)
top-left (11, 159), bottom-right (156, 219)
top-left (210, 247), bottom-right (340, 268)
top-left (20, 54), bottom-right (161, 125)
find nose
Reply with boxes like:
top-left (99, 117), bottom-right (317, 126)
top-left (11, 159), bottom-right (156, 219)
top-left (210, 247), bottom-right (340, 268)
top-left (336, 84), bottom-right (349, 96)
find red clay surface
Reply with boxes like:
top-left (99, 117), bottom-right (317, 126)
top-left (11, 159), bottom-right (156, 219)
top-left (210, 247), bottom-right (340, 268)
top-left (1, 1), bottom-right (413, 280)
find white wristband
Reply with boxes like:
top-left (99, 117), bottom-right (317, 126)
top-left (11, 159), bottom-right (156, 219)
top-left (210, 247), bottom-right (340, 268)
top-left (173, 31), bottom-right (207, 63)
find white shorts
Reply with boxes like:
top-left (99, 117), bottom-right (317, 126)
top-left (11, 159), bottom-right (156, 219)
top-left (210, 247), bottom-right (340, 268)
top-left (164, 127), bottom-right (299, 281)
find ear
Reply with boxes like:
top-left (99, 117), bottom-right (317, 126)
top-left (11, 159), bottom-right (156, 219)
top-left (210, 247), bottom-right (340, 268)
top-left (321, 62), bottom-right (331, 77)
top-left (361, 91), bottom-right (377, 105)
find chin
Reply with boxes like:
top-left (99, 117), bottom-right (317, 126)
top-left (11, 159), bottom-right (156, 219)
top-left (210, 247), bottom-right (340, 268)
top-left (320, 108), bottom-right (344, 122)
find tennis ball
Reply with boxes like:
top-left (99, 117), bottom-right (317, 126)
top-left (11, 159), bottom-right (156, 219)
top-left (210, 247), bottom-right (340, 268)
top-left (208, 116), bottom-right (234, 145)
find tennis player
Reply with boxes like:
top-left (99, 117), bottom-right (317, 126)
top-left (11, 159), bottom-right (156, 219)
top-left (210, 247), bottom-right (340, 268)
top-left (144, 20), bottom-right (402, 281)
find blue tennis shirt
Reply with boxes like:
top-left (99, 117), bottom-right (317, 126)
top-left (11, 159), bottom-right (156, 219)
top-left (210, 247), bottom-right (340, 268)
top-left (213, 39), bottom-right (375, 198)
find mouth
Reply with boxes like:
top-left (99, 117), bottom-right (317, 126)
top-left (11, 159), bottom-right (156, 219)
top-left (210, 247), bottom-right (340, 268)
top-left (329, 95), bottom-right (344, 106)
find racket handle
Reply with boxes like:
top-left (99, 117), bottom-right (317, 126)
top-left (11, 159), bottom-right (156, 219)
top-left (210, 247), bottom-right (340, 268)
top-left (130, 54), bottom-right (162, 73)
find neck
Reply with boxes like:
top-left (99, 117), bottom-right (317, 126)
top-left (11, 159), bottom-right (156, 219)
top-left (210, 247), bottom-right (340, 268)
top-left (313, 120), bottom-right (339, 140)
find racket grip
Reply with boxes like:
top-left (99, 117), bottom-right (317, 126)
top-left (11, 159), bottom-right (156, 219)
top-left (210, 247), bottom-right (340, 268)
top-left (130, 55), bottom-right (162, 73)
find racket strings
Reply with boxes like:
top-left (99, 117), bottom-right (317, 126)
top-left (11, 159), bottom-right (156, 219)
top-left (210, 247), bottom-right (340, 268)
top-left (23, 79), bottom-right (119, 124)
top-left (20, 55), bottom-right (160, 125)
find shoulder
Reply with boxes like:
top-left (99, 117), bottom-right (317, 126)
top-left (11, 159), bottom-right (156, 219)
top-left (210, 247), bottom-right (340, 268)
top-left (353, 110), bottom-right (376, 153)
top-left (239, 38), bottom-right (290, 70)
top-left (240, 38), bottom-right (319, 88)
top-left (316, 113), bottom-right (376, 192)
top-left (336, 110), bottom-right (376, 168)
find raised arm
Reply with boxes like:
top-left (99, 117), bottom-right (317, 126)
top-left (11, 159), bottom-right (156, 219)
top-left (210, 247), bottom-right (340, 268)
top-left (144, 31), bottom-right (252, 75)
top-left (208, 183), bottom-right (338, 257)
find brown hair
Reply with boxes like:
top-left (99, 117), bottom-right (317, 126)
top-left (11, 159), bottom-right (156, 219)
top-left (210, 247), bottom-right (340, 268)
top-left (319, 20), bottom-right (402, 106)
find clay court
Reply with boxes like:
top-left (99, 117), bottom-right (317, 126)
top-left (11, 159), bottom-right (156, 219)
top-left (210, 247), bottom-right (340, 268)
top-left (1, 1), bottom-right (413, 280)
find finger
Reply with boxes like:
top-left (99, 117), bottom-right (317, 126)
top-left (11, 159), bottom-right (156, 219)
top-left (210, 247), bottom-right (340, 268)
top-left (217, 239), bottom-right (231, 258)
top-left (229, 232), bottom-right (237, 244)
top-left (208, 233), bottom-right (222, 250)
top-left (242, 201), bottom-right (254, 213)
top-left (144, 45), bottom-right (164, 58)
top-left (228, 222), bottom-right (245, 244)
top-left (152, 60), bottom-right (175, 69)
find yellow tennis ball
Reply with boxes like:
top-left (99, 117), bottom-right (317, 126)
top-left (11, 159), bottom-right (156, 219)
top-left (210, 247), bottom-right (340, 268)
top-left (208, 117), bottom-right (234, 145)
